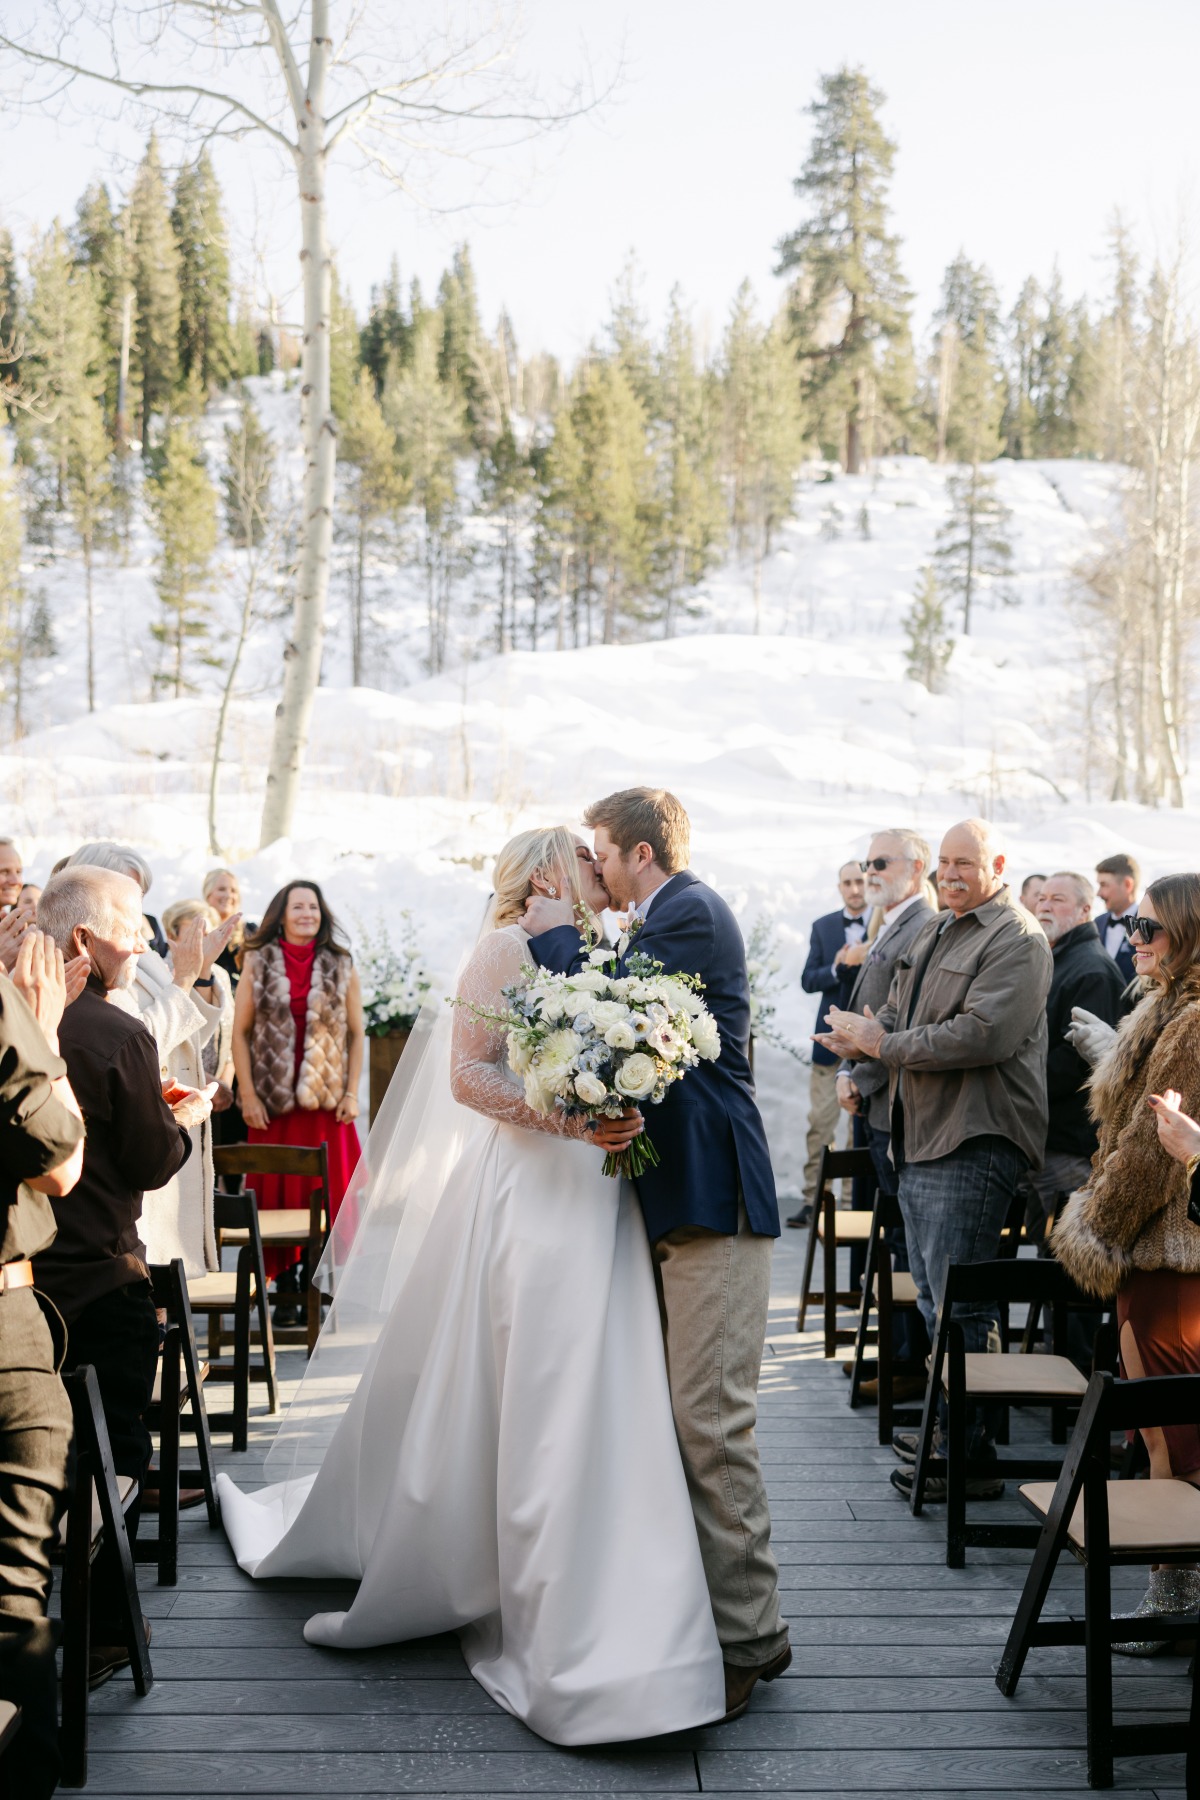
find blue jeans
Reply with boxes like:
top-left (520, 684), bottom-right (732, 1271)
top-left (898, 1134), bottom-right (1026, 1451)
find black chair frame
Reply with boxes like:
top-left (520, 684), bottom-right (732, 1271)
top-left (796, 1145), bottom-right (877, 1357)
top-left (140, 1260), bottom-right (219, 1583)
top-left (56, 1366), bottom-right (153, 1788)
top-left (996, 1370), bottom-right (1200, 1790)
top-left (197, 1189), bottom-right (273, 1450)
top-left (908, 1256), bottom-right (1096, 1566)
top-left (847, 1183), bottom-right (925, 1445)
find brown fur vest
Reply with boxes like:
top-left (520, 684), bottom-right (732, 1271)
top-left (247, 943), bottom-right (352, 1119)
top-left (1052, 966), bottom-right (1200, 1297)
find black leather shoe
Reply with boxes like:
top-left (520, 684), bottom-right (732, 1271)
top-left (786, 1207), bottom-right (812, 1228)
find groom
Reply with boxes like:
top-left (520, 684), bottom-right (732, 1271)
top-left (524, 787), bottom-right (790, 1720)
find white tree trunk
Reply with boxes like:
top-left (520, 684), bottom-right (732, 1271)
top-left (259, 3), bottom-right (335, 846)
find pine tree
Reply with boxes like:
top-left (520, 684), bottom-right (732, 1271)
top-left (776, 66), bottom-right (911, 473)
top-left (339, 368), bottom-right (408, 682)
top-left (222, 392), bottom-right (274, 548)
top-left (360, 257), bottom-right (410, 390)
top-left (1033, 268), bottom-right (1074, 456)
top-left (929, 255), bottom-right (1003, 464)
top-left (904, 564), bottom-right (954, 691)
top-left (171, 149), bottom-right (234, 391)
top-left (128, 134), bottom-right (182, 447)
top-left (0, 220), bottom-right (22, 405)
top-left (70, 182), bottom-right (126, 422)
top-left (66, 386), bottom-right (115, 712)
top-left (720, 286), bottom-right (805, 629)
top-left (1093, 214), bottom-right (1139, 464)
top-left (0, 455), bottom-right (24, 725)
top-left (607, 255), bottom-right (658, 412)
top-left (476, 419), bottom-right (532, 653)
top-left (935, 465), bottom-right (1013, 634)
top-left (148, 420), bottom-right (217, 695)
top-left (229, 292), bottom-right (261, 381)
top-left (21, 225), bottom-right (108, 511)
top-left (329, 272), bottom-right (361, 421)
top-left (567, 355), bottom-right (657, 644)
top-left (385, 313), bottom-right (466, 672)
top-left (654, 288), bottom-right (725, 636)
top-left (1002, 278), bottom-right (1042, 458)
top-left (437, 244), bottom-right (488, 444)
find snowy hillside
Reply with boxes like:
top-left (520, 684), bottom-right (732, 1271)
top-left (6, 430), bottom-right (1193, 1198)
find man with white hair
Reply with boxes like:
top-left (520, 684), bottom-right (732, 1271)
top-left (34, 867), bottom-right (211, 1686)
top-left (817, 819), bottom-right (1052, 1499)
top-left (1029, 872), bottom-right (1125, 1241)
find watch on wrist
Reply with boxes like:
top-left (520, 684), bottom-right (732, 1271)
top-left (194, 975), bottom-right (214, 988)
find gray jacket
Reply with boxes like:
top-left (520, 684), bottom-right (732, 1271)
top-left (875, 885), bottom-right (1052, 1169)
top-left (839, 896), bottom-right (937, 1131)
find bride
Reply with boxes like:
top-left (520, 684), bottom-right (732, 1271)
top-left (217, 826), bottom-right (726, 1745)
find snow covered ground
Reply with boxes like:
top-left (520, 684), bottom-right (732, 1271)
top-left (5, 421), bottom-right (1194, 1199)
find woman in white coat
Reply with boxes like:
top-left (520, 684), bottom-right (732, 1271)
top-left (63, 842), bottom-right (237, 1275)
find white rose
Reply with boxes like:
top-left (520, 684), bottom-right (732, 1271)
top-left (614, 1052), bottom-right (658, 1100)
top-left (604, 1021), bottom-right (637, 1051)
top-left (590, 999), bottom-right (628, 1031)
top-left (528, 986), bottom-right (567, 1023)
top-left (574, 1071), bottom-right (608, 1106)
top-left (587, 947), bottom-right (611, 967)
top-left (569, 969), bottom-right (609, 993)
top-left (690, 1012), bottom-right (721, 1061)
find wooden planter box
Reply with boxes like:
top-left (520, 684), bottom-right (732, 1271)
top-left (368, 1028), bottom-right (412, 1125)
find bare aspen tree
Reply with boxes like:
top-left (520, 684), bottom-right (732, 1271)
top-left (0, 3), bottom-right (595, 844)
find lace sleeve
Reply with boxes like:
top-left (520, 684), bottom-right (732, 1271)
top-left (450, 928), bottom-right (587, 1138)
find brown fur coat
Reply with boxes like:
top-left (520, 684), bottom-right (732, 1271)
top-left (247, 943), bottom-right (352, 1119)
top-left (1052, 967), bottom-right (1200, 1297)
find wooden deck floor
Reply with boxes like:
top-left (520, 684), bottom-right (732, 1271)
top-left (87, 1231), bottom-right (1194, 1797)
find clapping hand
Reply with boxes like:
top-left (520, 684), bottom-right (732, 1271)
top-left (815, 1004), bottom-right (885, 1061)
top-left (1147, 1088), bottom-right (1200, 1166)
top-left (1064, 1006), bottom-right (1117, 1068)
top-left (10, 929), bottom-right (68, 1047)
top-left (63, 954), bottom-right (91, 1005)
top-left (201, 912), bottom-right (240, 980)
top-left (0, 903), bottom-right (36, 973)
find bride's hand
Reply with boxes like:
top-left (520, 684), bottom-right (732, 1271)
top-left (523, 895), bottom-right (577, 936)
top-left (590, 1109), bottom-right (644, 1152)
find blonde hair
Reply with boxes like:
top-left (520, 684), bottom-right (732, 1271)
top-left (162, 898), bottom-right (219, 938)
top-left (202, 867), bottom-right (244, 948)
top-left (491, 826), bottom-right (587, 930)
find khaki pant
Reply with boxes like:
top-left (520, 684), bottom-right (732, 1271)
top-left (651, 1208), bottom-right (788, 1668)
top-left (803, 1061), bottom-right (846, 1203)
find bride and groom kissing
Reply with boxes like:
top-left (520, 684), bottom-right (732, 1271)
top-left (219, 786), bottom-right (790, 1744)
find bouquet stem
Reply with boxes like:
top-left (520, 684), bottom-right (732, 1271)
top-left (603, 1132), bottom-right (660, 1181)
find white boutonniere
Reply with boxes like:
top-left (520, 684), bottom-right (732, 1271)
top-left (616, 913), bottom-right (644, 959)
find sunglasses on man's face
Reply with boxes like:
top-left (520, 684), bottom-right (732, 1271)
top-left (1123, 916), bottom-right (1166, 944)
top-left (860, 857), bottom-right (900, 873)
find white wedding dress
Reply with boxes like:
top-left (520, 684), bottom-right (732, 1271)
top-left (218, 924), bottom-right (725, 1746)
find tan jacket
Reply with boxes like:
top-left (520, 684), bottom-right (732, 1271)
top-left (875, 885), bottom-right (1051, 1168)
top-left (1052, 968), bottom-right (1200, 1298)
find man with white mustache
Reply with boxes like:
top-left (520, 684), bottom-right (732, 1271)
top-left (816, 819), bottom-right (1052, 1500)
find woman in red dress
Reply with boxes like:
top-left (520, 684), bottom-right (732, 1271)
top-left (232, 881), bottom-right (364, 1326)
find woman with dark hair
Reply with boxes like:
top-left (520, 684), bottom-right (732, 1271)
top-left (232, 881), bottom-right (365, 1325)
top-left (1054, 872), bottom-right (1200, 1647)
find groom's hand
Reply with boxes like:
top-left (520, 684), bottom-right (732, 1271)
top-left (592, 1109), bottom-right (644, 1151)
top-left (523, 895), bottom-right (576, 936)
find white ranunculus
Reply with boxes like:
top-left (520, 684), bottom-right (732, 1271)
top-left (604, 1021), bottom-right (637, 1051)
top-left (690, 1011), bottom-right (721, 1061)
top-left (614, 1052), bottom-right (659, 1100)
top-left (574, 1071), bottom-right (608, 1106)
top-left (587, 947), bottom-right (611, 966)
top-left (568, 970), bottom-right (609, 994)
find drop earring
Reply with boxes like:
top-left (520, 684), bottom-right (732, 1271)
top-left (547, 885), bottom-right (557, 897)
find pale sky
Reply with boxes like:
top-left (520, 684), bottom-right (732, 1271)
top-left (2, 0), bottom-right (1198, 363)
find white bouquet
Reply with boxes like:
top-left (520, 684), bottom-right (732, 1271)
top-left (463, 945), bottom-right (721, 1178)
top-left (357, 911), bottom-right (432, 1037)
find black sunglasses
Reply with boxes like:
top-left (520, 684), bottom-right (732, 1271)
top-left (1123, 916), bottom-right (1166, 944)
top-left (859, 856), bottom-right (901, 873)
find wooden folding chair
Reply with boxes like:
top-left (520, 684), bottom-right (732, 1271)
top-left (907, 1257), bottom-right (1092, 1566)
top-left (141, 1260), bottom-right (219, 1584)
top-left (214, 1143), bottom-right (331, 1354)
top-left (54, 1366), bottom-right (152, 1788)
top-left (796, 1145), bottom-right (877, 1357)
top-left (0, 1699), bottom-right (21, 1759)
top-left (997, 1371), bottom-right (1200, 1789)
top-left (847, 1184), bottom-right (925, 1444)
top-left (187, 1189), bottom-right (272, 1449)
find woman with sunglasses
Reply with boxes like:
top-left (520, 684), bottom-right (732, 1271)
top-left (1054, 873), bottom-right (1200, 1648)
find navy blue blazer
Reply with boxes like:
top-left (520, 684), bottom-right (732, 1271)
top-left (802, 909), bottom-right (865, 1067)
top-left (1093, 911), bottom-right (1137, 987)
top-left (527, 871), bottom-right (779, 1243)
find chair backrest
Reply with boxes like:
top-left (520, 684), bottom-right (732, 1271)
top-left (817, 1145), bottom-right (876, 1187)
top-left (1105, 1370), bottom-right (1200, 1435)
top-left (213, 1143), bottom-right (329, 1183)
top-left (937, 1255), bottom-right (1082, 1358)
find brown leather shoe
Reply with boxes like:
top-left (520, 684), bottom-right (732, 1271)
top-left (142, 1487), bottom-right (207, 1510)
top-left (720, 1643), bottom-right (792, 1722)
top-left (857, 1374), bottom-right (927, 1405)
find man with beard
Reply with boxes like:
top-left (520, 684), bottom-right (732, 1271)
top-left (835, 830), bottom-right (936, 1400)
top-left (1029, 872), bottom-right (1125, 1242)
top-left (817, 819), bottom-right (1051, 1499)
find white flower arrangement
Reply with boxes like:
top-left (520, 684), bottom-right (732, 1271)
top-left (459, 943), bottom-right (721, 1178)
top-left (356, 911), bottom-right (432, 1038)
top-left (745, 916), bottom-right (806, 1062)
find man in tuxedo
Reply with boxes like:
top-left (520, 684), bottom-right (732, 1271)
top-left (1093, 852), bottom-right (1139, 987)
top-left (790, 862), bottom-right (867, 1226)
top-left (524, 788), bottom-right (789, 1722)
